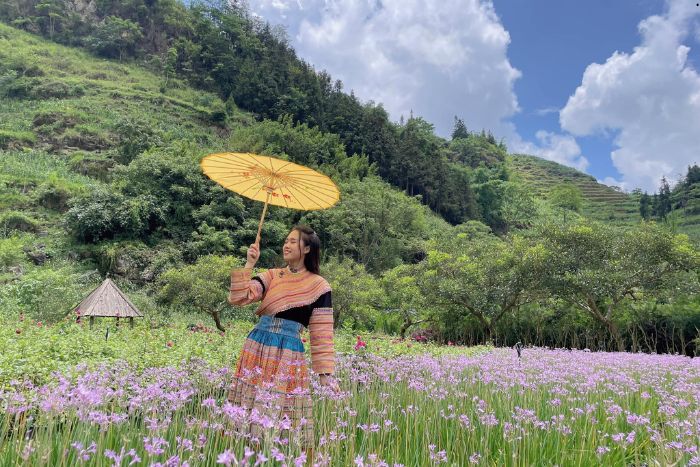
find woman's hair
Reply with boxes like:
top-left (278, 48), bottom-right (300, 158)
top-left (290, 225), bottom-right (320, 274)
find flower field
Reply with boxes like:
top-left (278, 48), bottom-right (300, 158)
top-left (1, 317), bottom-right (699, 466)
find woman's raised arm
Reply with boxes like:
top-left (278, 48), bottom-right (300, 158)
top-left (227, 268), bottom-right (267, 306)
top-left (229, 242), bottom-right (269, 306)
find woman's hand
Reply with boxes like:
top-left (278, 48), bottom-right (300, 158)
top-left (245, 243), bottom-right (260, 268)
top-left (319, 374), bottom-right (340, 394)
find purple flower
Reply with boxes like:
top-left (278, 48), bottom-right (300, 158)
top-left (20, 443), bottom-right (35, 461)
top-left (216, 449), bottom-right (238, 466)
top-left (294, 452), bottom-right (307, 466)
top-left (143, 436), bottom-right (169, 456)
top-left (104, 447), bottom-right (139, 466)
top-left (176, 437), bottom-right (193, 452)
top-left (254, 453), bottom-right (269, 466)
top-left (71, 441), bottom-right (97, 462)
top-left (201, 398), bottom-right (217, 408)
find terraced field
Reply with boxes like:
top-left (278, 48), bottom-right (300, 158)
top-left (508, 154), bottom-right (641, 226)
top-left (671, 211), bottom-right (700, 245)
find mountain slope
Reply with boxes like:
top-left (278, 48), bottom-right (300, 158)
top-left (508, 154), bottom-right (641, 226)
top-left (0, 21), bottom-right (244, 155)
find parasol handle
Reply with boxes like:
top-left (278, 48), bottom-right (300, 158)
top-left (255, 192), bottom-right (272, 246)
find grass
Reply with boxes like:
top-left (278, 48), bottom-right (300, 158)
top-left (0, 21), bottom-right (245, 158)
top-left (0, 312), bottom-right (482, 388)
top-left (0, 324), bottom-right (696, 466)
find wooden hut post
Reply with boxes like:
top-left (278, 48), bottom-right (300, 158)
top-left (129, 317), bottom-right (134, 329)
top-left (90, 316), bottom-right (95, 329)
top-left (116, 316), bottom-right (120, 328)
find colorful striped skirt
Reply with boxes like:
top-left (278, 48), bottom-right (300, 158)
top-left (226, 315), bottom-right (314, 448)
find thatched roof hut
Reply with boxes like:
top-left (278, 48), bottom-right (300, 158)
top-left (75, 277), bottom-right (143, 327)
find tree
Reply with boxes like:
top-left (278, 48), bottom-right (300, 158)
top-left (500, 182), bottom-right (538, 231)
top-left (548, 183), bottom-right (583, 222)
top-left (685, 164), bottom-right (700, 187)
top-left (381, 264), bottom-right (436, 338)
top-left (34, 0), bottom-right (64, 39)
top-left (654, 176), bottom-right (672, 219)
top-left (417, 232), bottom-right (549, 343)
top-left (86, 16), bottom-right (143, 60)
top-left (451, 116), bottom-right (469, 140)
top-left (448, 132), bottom-right (507, 169)
top-left (322, 257), bottom-right (384, 329)
top-left (538, 220), bottom-right (700, 351)
top-left (300, 176), bottom-right (430, 273)
top-left (157, 255), bottom-right (242, 332)
top-left (639, 192), bottom-right (652, 220)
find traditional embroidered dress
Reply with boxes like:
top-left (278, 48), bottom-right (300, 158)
top-left (226, 266), bottom-right (335, 448)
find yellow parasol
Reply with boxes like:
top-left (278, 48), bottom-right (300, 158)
top-left (200, 152), bottom-right (340, 245)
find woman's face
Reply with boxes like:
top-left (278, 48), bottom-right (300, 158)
top-left (283, 229), bottom-right (310, 264)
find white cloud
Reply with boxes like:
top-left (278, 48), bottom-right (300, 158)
top-left (598, 176), bottom-right (629, 193)
top-left (533, 106), bottom-right (559, 116)
top-left (560, 0), bottom-right (700, 193)
top-left (249, 0), bottom-right (521, 138)
top-left (510, 131), bottom-right (589, 172)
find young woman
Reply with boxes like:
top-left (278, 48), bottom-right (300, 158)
top-left (227, 225), bottom-right (339, 461)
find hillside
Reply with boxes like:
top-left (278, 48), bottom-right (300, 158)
top-left (2, 17), bottom-right (695, 283)
top-left (507, 154), bottom-right (642, 226)
top-left (0, 21), bottom-right (246, 151)
top-left (0, 22), bottom-right (451, 287)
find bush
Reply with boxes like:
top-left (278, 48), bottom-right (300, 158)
top-left (32, 110), bottom-right (83, 131)
top-left (113, 117), bottom-right (163, 164)
top-left (56, 127), bottom-right (112, 151)
top-left (0, 235), bottom-right (27, 271)
top-left (0, 211), bottom-right (39, 234)
top-left (0, 72), bottom-right (33, 99)
top-left (228, 118), bottom-right (347, 168)
top-left (68, 152), bottom-right (116, 181)
top-left (34, 179), bottom-right (76, 212)
top-left (206, 101), bottom-right (227, 125)
top-left (64, 187), bottom-right (165, 242)
top-left (185, 222), bottom-right (234, 259)
top-left (0, 266), bottom-right (84, 323)
top-left (111, 144), bottom-right (215, 240)
top-left (30, 80), bottom-right (85, 99)
top-left (0, 129), bottom-right (36, 149)
top-left (63, 187), bottom-right (123, 242)
top-left (0, 72), bottom-right (84, 100)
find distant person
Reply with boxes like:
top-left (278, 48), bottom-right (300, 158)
top-left (227, 225), bottom-right (339, 463)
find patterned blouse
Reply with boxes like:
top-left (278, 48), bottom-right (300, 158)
top-left (228, 267), bottom-right (336, 375)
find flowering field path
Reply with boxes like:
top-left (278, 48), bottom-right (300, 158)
top-left (1, 321), bottom-right (699, 466)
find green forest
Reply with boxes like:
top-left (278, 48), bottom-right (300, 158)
top-left (1, 0), bottom-right (700, 356)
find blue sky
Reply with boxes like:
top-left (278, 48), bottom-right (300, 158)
top-left (495, 0), bottom-right (667, 185)
top-left (249, 0), bottom-right (700, 193)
